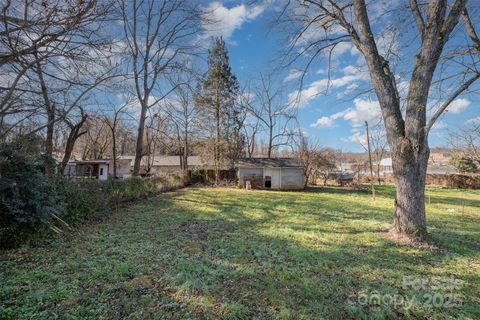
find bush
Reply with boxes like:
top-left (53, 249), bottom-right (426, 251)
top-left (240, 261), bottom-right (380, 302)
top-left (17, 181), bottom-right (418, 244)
top-left (0, 137), bottom-right (62, 247)
top-left (449, 156), bottom-right (478, 173)
top-left (54, 177), bottom-right (159, 224)
top-left (0, 137), bottom-right (184, 248)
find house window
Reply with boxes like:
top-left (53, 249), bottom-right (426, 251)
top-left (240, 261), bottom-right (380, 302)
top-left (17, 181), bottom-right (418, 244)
top-left (100, 168), bottom-right (104, 176)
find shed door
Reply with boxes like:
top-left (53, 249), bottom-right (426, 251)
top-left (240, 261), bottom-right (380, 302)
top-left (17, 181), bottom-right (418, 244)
top-left (99, 164), bottom-right (109, 181)
top-left (264, 168), bottom-right (281, 189)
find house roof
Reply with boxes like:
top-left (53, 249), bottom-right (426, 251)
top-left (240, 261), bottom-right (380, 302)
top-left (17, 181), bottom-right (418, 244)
top-left (118, 155), bottom-right (212, 167)
top-left (69, 159), bottom-right (110, 164)
top-left (236, 157), bottom-right (303, 168)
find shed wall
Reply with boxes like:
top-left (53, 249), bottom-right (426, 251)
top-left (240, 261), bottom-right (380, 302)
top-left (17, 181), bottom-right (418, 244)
top-left (280, 168), bottom-right (305, 189)
top-left (238, 168), bottom-right (263, 187)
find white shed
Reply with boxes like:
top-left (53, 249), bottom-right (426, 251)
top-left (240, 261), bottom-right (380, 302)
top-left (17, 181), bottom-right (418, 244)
top-left (236, 158), bottom-right (305, 190)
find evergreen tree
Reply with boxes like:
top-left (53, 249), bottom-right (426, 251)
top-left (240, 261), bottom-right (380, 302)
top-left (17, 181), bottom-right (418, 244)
top-left (195, 37), bottom-right (244, 184)
top-left (449, 156), bottom-right (478, 173)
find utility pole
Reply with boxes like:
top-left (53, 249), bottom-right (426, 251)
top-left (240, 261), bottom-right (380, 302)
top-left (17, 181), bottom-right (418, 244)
top-left (365, 121), bottom-right (375, 201)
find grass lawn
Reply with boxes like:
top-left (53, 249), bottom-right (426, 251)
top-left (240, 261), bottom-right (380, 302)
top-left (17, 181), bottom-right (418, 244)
top-left (1, 186), bottom-right (479, 319)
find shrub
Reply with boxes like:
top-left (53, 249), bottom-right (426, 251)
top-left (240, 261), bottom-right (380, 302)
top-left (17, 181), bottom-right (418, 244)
top-left (0, 137), bottom-right (61, 247)
top-left (449, 156), bottom-right (478, 173)
top-left (0, 139), bottom-right (184, 247)
top-left (53, 177), bottom-right (161, 224)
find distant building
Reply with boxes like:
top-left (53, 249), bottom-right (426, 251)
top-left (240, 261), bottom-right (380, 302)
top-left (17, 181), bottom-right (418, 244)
top-left (380, 158), bottom-right (393, 175)
top-left (64, 158), bottom-right (132, 180)
top-left (429, 152), bottom-right (452, 165)
top-left (426, 164), bottom-right (457, 174)
top-left (340, 157), bottom-right (456, 176)
top-left (236, 158), bottom-right (305, 190)
top-left (118, 155), bottom-right (214, 175)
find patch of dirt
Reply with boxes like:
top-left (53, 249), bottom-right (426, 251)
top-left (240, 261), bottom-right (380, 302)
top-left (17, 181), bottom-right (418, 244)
top-left (382, 229), bottom-right (439, 250)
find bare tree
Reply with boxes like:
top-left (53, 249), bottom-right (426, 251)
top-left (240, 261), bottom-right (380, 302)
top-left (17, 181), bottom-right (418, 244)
top-left (102, 98), bottom-right (133, 178)
top-left (58, 108), bottom-right (88, 174)
top-left (356, 121), bottom-right (388, 185)
top-left (246, 73), bottom-right (298, 158)
top-left (119, 0), bottom-right (200, 176)
top-left (279, 0), bottom-right (480, 238)
top-left (238, 87), bottom-right (262, 158)
top-left (0, 0), bottom-right (113, 135)
top-left (243, 116), bottom-right (262, 158)
top-left (164, 72), bottom-right (198, 183)
top-left (370, 125), bottom-right (388, 185)
top-left (79, 116), bottom-right (111, 160)
top-left (449, 120), bottom-right (480, 166)
top-left (316, 149), bottom-right (338, 186)
top-left (296, 134), bottom-right (320, 188)
top-left (144, 111), bottom-right (169, 175)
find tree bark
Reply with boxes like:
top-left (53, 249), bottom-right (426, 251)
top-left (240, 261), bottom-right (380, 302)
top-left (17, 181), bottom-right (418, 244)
top-left (348, 0), bottom-right (467, 237)
top-left (59, 113), bottom-right (88, 174)
top-left (112, 129), bottom-right (117, 179)
top-left (214, 90), bottom-right (220, 185)
top-left (392, 145), bottom-right (429, 238)
top-left (267, 125), bottom-right (273, 158)
top-left (45, 103), bottom-right (55, 157)
top-left (35, 60), bottom-right (55, 177)
top-left (183, 132), bottom-right (189, 184)
top-left (133, 102), bottom-right (147, 176)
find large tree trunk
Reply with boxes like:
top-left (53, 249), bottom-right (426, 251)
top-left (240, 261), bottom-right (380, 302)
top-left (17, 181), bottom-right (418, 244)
top-left (267, 126), bottom-right (273, 158)
top-left (112, 130), bottom-right (117, 179)
top-left (59, 114), bottom-right (88, 174)
top-left (36, 61), bottom-right (55, 177)
top-left (214, 100), bottom-right (220, 185)
top-left (392, 142), bottom-right (430, 238)
top-left (183, 134), bottom-right (190, 184)
top-left (45, 103), bottom-right (55, 156)
top-left (133, 103), bottom-right (147, 176)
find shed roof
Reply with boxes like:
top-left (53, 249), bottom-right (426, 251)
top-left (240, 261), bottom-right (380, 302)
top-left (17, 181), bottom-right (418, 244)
top-left (236, 157), bottom-right (303, 168)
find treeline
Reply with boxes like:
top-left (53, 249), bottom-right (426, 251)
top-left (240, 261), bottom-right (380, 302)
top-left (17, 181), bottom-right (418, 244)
top-left (0, 1), bottom-right (302, 185)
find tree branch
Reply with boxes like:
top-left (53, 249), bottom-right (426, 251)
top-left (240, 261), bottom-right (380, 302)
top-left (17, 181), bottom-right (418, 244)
top-left (426, 72), bottom-right (480, 134)
top-left (410, 0), bottom-right (425, 40)
top-left (461, 8), bottom-right (480, 56)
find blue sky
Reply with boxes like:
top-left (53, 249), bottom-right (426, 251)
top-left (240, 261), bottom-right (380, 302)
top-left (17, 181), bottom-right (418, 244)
top-left (203, 1), bottom-right (480, 152)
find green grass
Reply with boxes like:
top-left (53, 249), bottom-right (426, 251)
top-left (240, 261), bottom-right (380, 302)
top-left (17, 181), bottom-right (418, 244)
top-left (1, 186), bottom-right (479, 319)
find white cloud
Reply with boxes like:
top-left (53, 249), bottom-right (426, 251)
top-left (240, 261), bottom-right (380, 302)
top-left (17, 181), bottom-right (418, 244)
top-left (283, 69), bottom-right (303, 83)
top-left (316, 68), bottom-right (327, 74)
top-left (311, 98), bottom-right (381, 128)
top-left (467, 116), bottom-right (480, 125)
top-left (288, 65), bottom-right (369, 108)
top-left (431, 120), bottom-right (447, 131)
top-left (345, 131), bottom-right (367, 146)
top-left (343, 98), bottom-right (382, 127)
top-left (329, 42), bottom-right (353, 60)
top-left (446, 98), bottom-right (471, 114)
top-left (202, 2), bottom-right (267, 40)
top-left (342, 65), bottom-right (359, 75)
top-left (311, 116), bottom-right (336, 128)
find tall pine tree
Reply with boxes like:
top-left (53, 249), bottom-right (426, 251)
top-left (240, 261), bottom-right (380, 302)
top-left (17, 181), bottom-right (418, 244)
top-left (195, 37), bottom-right (244, 184)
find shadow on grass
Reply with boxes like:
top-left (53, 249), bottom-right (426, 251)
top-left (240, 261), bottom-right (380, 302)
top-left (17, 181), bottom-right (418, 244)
top-left (153, 189), bottom-right (479, 318)
top-left (1, 187), bottom-right (479, 319)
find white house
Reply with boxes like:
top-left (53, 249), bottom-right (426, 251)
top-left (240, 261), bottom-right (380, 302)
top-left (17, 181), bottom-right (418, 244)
top-left (380, 158), bottom-right (393, 175)
top-left (65, 158), bottom-right (132, 180)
